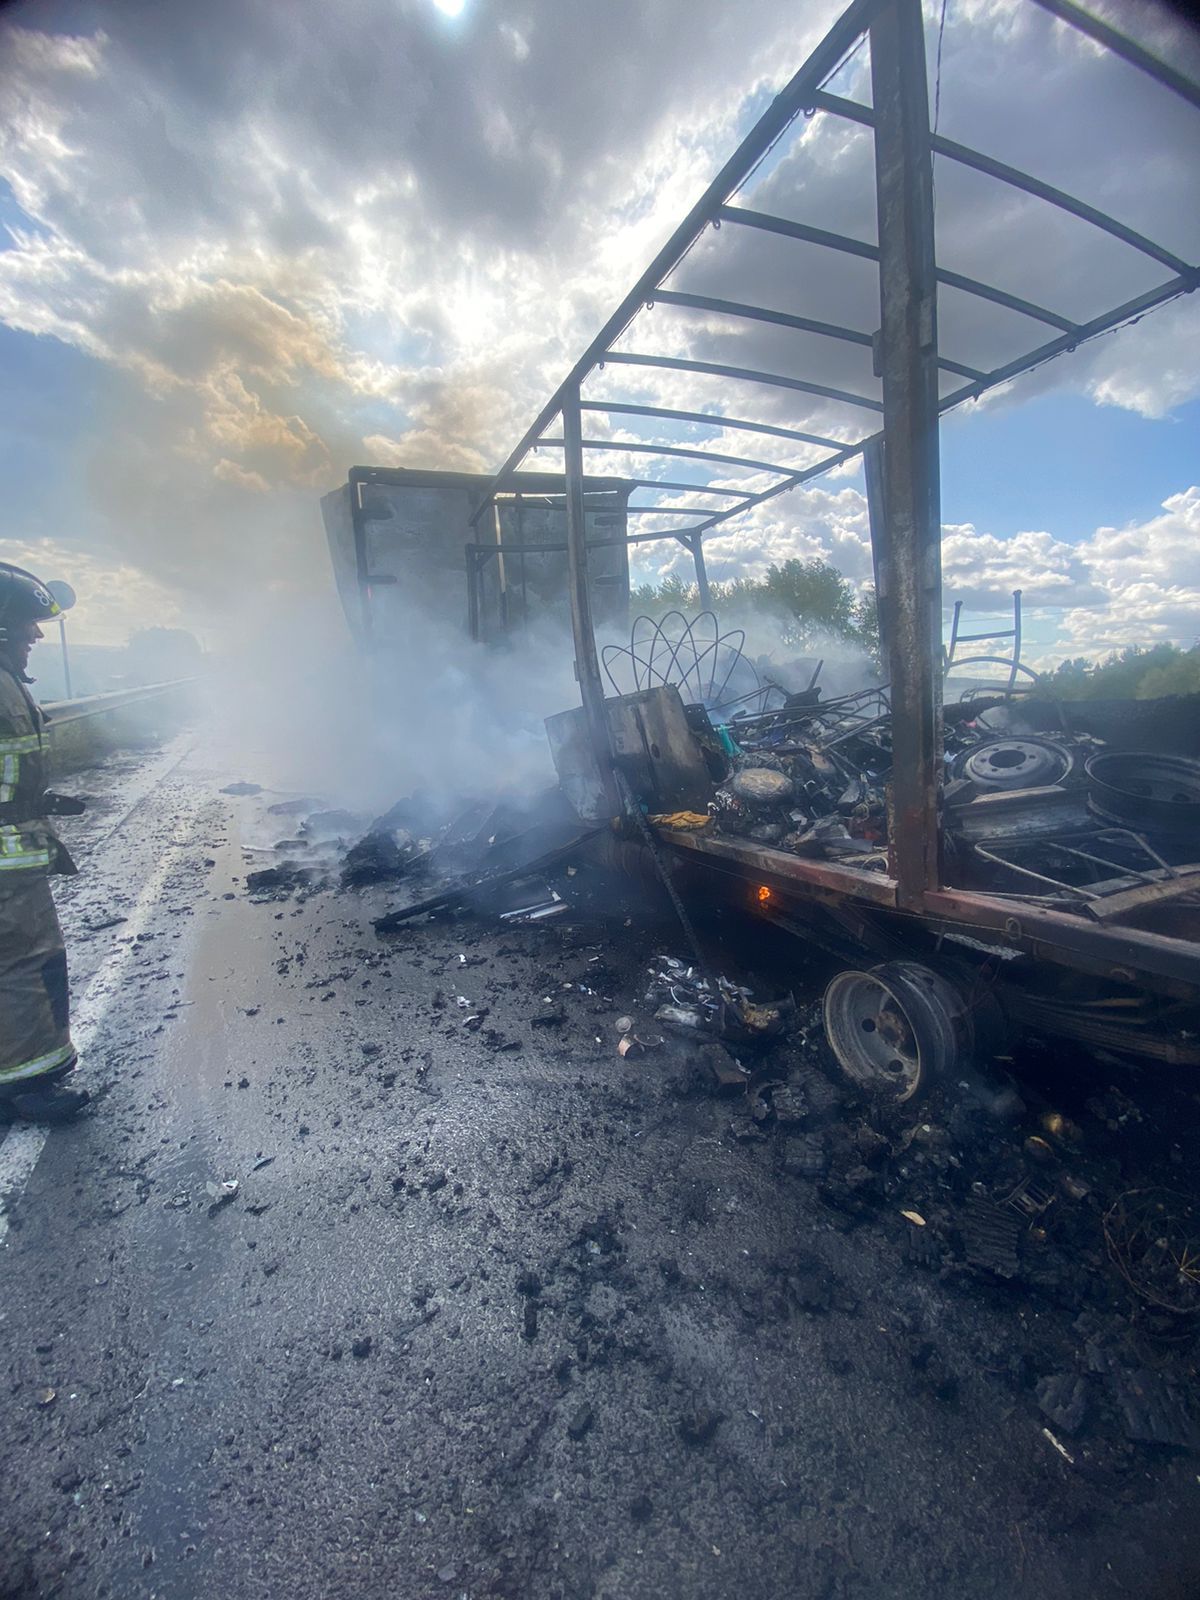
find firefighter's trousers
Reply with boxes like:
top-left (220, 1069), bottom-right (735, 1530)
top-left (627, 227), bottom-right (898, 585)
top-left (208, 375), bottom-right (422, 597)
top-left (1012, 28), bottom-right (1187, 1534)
top-left (0, 872), bottom-right (75, 1089)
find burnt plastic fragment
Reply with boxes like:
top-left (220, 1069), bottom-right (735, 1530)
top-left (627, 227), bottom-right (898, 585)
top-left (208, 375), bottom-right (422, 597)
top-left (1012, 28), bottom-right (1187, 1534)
top-left (1109, 1368), bottom-right (1200, 1451)
top-left (961, 1198), bottom-right (1023, 1279)
top-left (1036, 1373), bottom-right (1088, 1435)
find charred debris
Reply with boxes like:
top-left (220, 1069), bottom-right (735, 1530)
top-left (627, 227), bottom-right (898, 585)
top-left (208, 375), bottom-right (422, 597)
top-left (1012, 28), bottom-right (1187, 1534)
top-left (276, 0), bottom-right (1200, 1488)
top-left (225, 644), bottom-right (1200, 1470)
top-left (243, 608), bottom-right (1200, 1042)
top-left (232, 604), bottom-right (1200, 1105)
top-left (217, 601), bottom-right (1200, 1471)
top-left (684, 668), bottom-right (1200, 914)
top-left (569, 611), bottom-right (1200, 926)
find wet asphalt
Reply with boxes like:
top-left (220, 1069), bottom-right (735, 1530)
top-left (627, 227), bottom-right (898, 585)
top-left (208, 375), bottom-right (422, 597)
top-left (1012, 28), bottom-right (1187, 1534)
top-left (2, 729), bottom-right (1199, 1600)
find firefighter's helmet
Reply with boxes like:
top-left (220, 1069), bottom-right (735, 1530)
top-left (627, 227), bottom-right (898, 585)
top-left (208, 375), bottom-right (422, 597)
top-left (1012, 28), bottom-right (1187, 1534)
top-left (0, 562), bottom-right (68, 643)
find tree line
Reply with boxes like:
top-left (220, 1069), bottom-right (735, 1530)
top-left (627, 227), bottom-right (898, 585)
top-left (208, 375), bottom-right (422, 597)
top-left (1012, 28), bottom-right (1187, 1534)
top-left (631, 559), bottom-right (880, 659)
top-left (1044, 642), bottom-right (1200, 700)
top-left (631, 560), bottom-right (1200, 698)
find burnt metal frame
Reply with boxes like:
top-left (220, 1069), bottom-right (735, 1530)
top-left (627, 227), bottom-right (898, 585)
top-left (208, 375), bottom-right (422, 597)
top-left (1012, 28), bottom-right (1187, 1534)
top-left (471, 1), bottom-right (1196, 550)
top-left (349, 464), bottom-right (631, 642)
top-left (464, 482), bottom-right (634, 643)
top-left (946, 590), bottom-right (1026, 695)
top-left (469, 0), bottom-right (1200, 977)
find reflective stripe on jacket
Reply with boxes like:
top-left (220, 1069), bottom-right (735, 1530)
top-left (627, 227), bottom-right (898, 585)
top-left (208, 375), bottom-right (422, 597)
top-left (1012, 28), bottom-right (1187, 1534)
top-left (0, 665), bottom-right (68, 875)
top-left (0, 822), bottom-right (54, 871)
top-left (0, 733), bottom-right (41, 806)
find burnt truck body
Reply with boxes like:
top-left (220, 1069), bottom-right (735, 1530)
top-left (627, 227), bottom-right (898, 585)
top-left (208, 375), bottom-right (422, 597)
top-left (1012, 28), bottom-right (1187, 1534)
top-left (467, 0), bottom-right (1200, 1096)
top-left (320, 466), bottom-right (633, 647)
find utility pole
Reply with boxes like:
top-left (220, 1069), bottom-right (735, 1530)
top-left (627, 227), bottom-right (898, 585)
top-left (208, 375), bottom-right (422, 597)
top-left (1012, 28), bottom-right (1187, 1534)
top-left (58, 615), bottom-right (73, 699)
top-left (46, 580), bottom-right (77, 698)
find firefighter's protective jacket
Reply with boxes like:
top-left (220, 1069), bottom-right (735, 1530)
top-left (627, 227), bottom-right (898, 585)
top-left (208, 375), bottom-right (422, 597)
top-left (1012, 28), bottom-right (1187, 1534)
top-left (0, 663), bottom-right (74, 876)
top-left (0, 661), bottom-right (76, 1086)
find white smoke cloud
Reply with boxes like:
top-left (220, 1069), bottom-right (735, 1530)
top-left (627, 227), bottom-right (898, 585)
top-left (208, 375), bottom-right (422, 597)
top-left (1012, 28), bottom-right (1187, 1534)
top-left (206, 588), bottom-right (582, 812)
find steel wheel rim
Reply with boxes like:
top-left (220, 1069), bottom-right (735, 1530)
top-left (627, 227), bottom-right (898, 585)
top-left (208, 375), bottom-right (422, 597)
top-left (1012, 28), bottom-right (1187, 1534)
top-left (824, 970), bottom-right (925, 1099)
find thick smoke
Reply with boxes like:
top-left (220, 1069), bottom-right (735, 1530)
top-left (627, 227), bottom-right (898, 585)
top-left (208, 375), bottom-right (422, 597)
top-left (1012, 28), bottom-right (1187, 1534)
top-left (203, 590), bottom-right (582, 815)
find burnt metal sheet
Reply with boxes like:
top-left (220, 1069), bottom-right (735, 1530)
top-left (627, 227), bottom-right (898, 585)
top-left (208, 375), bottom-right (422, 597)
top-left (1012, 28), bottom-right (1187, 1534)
top-left (548, 686), bottom-right (715, 824)
top-left (658, 826), bottom-right (900, 907)
top-left (1082, 870), bottom-right (1200, 924)
top-left (921, 887), bottom-right (1200, 991)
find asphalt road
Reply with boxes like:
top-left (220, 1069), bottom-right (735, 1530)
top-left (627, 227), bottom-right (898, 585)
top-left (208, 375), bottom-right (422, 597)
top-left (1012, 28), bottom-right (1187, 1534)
top-left (2, 730), bottom-right (1199, 1600)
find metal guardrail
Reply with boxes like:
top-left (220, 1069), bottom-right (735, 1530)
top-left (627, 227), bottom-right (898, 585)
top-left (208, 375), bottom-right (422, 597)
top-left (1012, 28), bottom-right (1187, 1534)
top-left (40, 678), bottom-right (199, 726)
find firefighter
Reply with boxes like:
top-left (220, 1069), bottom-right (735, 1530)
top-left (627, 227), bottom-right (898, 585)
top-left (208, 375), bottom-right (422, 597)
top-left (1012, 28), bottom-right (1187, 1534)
top-left (0, 562), bottom-right (88, 1122)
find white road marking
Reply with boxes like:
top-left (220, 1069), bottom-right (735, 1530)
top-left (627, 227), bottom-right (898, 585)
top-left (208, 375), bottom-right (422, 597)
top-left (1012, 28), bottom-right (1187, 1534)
top-left (97, 734), bottom-right (196, 845)
top-left (0, 1127), bottom-right (49, 1244)
top-left (0, 799), bottom-right (204, 1245)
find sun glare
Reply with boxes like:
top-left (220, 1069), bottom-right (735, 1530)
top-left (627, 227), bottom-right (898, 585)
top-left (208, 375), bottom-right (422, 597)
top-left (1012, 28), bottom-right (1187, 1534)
top-left (432, 0), bottom-right (465, 16)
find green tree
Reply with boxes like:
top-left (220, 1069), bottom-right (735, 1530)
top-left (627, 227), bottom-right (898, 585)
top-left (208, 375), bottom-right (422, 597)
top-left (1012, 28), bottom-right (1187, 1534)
top-left (851, 587), bottom-right (881, 669)
top-left (755, 559), bottom-right (859, 645)
top-left (631, 571), bottom-right (694, 612)
top-left (1045, 642), bottom-right (1200, 699)
top-left (1138, 650), bottom-right (1200, 698)
top-left (631, 558), bottom-right (878, 662)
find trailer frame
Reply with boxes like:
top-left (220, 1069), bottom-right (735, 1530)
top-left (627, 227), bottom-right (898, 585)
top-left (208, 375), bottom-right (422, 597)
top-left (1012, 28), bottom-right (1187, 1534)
top-left (472, 0), bottom-right (1200, 1056)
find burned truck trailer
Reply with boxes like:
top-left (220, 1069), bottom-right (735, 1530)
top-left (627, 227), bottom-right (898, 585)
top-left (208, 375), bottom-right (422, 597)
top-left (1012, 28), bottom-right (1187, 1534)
top-left (469, 0), bottom-right (1200, 1095)
top-left (320, 466), bottom-right (633, 647)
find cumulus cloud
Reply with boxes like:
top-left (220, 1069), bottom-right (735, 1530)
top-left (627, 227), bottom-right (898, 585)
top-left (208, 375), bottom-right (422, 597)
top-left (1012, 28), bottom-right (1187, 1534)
top-left (213, 458), bottom-right (271, 494)
top-left (631, 481), bottom-right (875, 587)
top-left (1054, 486), bottom-right (1200, 655)
top-left (940, 526), bottom-right (1105, 609)
top-left (0, 0), bottom-right (1196, 651)
top-left (629, 481), bottom-right (1200, 670)
top-left (0, 536), bottom-right (185, 646)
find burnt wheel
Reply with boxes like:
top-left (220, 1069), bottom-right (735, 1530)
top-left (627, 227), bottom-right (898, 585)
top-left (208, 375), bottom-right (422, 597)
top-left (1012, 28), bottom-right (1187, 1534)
top-left (822, 961), bottom-right (971, 1102)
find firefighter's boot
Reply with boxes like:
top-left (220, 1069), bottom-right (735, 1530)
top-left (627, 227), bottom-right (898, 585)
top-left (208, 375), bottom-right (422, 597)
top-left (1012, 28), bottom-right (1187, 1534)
top-left (7, 1084), bottom-right (90, 1123)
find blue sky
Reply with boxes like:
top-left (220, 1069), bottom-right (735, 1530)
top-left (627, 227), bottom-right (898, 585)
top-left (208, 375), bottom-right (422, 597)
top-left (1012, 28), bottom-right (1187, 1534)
top-left (0, 325), bottom-right (97, 537)
top-left (0, 0), bottom-right (1197, 663)
top-left (940, 393), bottom-right (1199, 543)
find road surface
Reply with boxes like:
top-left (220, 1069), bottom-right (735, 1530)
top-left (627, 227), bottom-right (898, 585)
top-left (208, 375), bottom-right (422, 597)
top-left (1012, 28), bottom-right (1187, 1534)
top-left (2, 727), bottom-right (1198, 1600)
